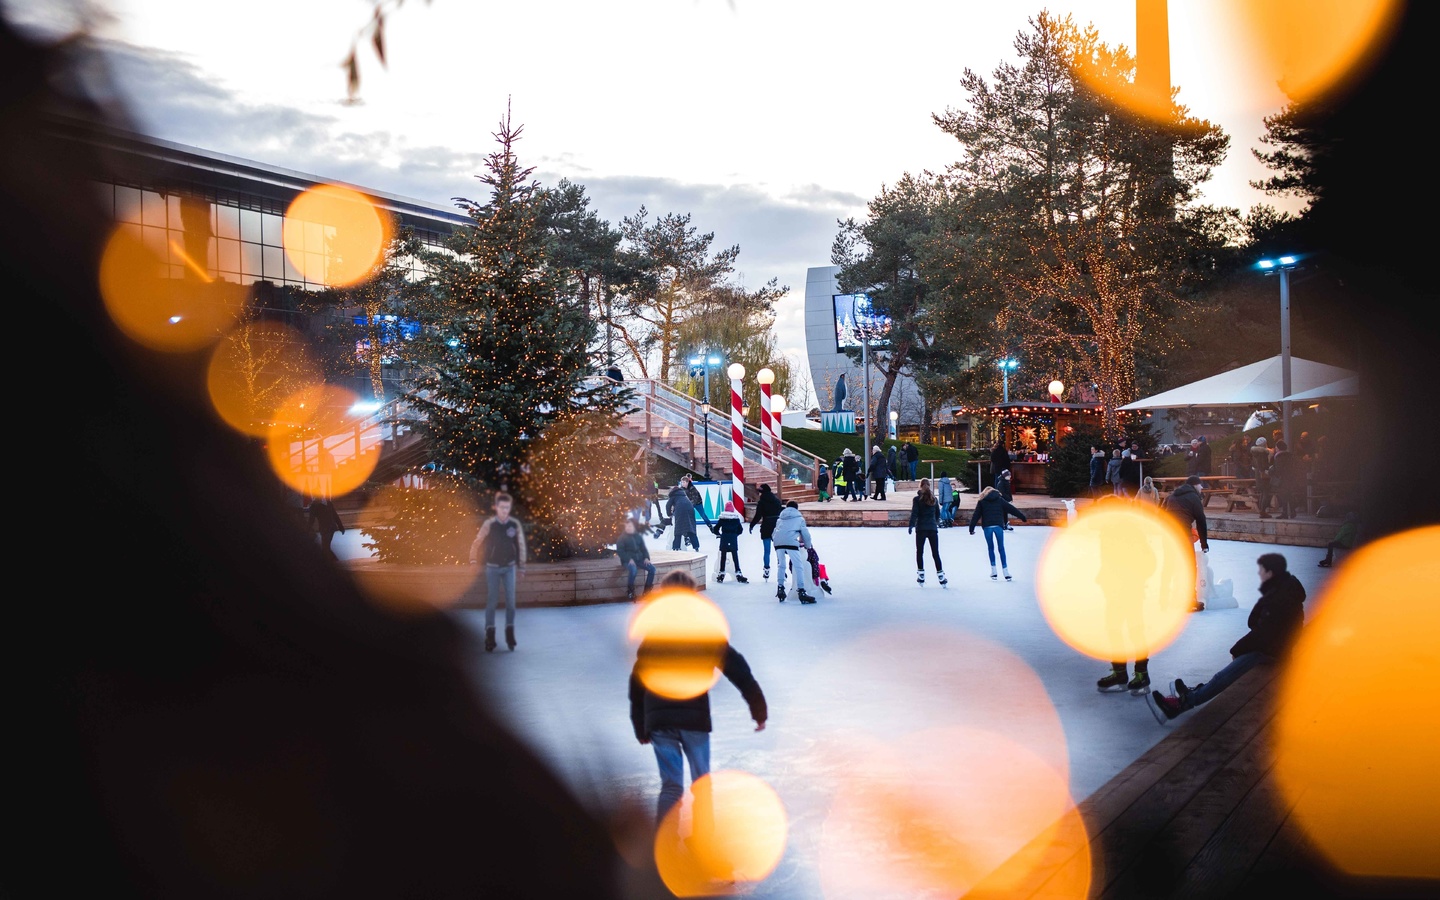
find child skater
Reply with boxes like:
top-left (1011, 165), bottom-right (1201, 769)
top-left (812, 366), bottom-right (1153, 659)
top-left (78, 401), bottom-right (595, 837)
top-left (714, 501), bottom-right (748, 583)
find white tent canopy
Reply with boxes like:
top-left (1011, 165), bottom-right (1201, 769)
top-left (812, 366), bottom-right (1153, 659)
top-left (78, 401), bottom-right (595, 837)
top-left (1119, 356), bottom-right (1357, 410)
top-left (1282, 374), bottom-right (1359, 402)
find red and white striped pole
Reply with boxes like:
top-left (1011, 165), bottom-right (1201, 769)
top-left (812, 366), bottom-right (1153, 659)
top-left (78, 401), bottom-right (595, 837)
top-left (756, 367), bottom-right (775, 467)
top-left (727, 363), bottom-right (746, 516)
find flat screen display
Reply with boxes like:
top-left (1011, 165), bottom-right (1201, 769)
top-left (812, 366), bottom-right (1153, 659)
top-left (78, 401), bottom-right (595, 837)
top-left (834, 293), bottom-right (891, 350)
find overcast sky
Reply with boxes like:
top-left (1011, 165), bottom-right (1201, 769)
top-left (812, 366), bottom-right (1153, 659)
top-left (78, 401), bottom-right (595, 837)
top-left (9, 0), bottom-right (1336, 402)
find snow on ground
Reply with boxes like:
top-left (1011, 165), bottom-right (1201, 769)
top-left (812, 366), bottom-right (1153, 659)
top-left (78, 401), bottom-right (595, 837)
top-left (333, 524), bottom-right (1335, 899)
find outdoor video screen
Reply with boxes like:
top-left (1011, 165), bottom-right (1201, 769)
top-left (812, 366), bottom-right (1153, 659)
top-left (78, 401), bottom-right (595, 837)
top-left (834, 293), bottom-right (891, 350)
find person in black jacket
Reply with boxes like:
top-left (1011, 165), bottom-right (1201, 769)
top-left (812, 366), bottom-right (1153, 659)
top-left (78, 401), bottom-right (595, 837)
top-left (994, 468), bottom-right (1017, 530)
top-left (908, 478), bottom-right (946, 586)
top-left (630, 571), bottom-right (767, 825)
top-left (1146, 553), bottom-right (1306, 722)
top-left (1162, 475), bottom-right (1211, 613)
top-left (308, 496), bottom-right (346, 559)
top-left (841, 449), bottom-right (861, 502)
top-left (868, 445), bottom-right (889, 500)
top-left (968, 485), bottom-right (1027, 581)
top-left (990, 438), bottom-right (1012, 489)
top-left (1088, 446), bottom-right (1108, 498)
top-left (816, 463), bottom-right (831, 501)
top-left (887, 444), bottom-right (900, 484)
top-left (713, 501), bottom-right (748, 583)
top-left (1270, 439), bottom-right (1301, 519)
top-left (615, 518), bottom-right (656, 601)
top-left (906, 441), bottom-right (920, 481)
top-left (748, 482), bottom-right (784, 580)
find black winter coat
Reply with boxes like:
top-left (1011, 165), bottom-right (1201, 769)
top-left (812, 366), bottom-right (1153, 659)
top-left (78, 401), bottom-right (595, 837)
top-left (1089, 453), bottom-right (1107, 487)
top-left (1162, 482), bottom-right (1210, 550)
top-left (630, 644), bottom-right (767, 736)
top-left (842, 455), bottom-right (860, 485)
top-left (990, 445), bottom-right (1012, 478)
top-left (1230, 571), bottom-right (1306, 659)
top-left (748, 489), bottom-right (783, 538)
top-left (909, 496), bottom-right (940, 532)
top-left (615, 532), bottom-right (649, 566)
top-left (869, 452), bottom-right (889, 482)
top-left (666, 487), bottom-right (697, 535)
top-left (968, 488), bottom-right (1026, 530)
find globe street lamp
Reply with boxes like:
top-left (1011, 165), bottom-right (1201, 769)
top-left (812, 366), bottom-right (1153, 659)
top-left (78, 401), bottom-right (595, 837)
top-left (999, 357), bottom-right (1020, 403)
top-left (1258, 255), bottom-right (1298, 448)
top-left (889, 409), bottom-right (898, 441)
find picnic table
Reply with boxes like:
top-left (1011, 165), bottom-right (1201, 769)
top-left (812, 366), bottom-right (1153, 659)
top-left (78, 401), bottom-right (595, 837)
top-left (1151, 475), bottom-right (1258, 511)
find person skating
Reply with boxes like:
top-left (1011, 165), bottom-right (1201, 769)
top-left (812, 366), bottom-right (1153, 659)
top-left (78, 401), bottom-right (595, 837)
top-left (1161, 474), bottom-right (1211, 612)
top-left (713, 501), bottom-right (748, 583)
top-left (469, 491), bottom-right (528, 651)
top-left (666, 476), bottom-right (711, 552)
top-left (1146, 553), bottom-right (1306, 723)
top-left (1090, 495), bottom-right (1157, 693)
top-left (908, 478), bottom-right (947, 587)
top-left (968, 485), bottom-right (1027, 581)
top-left (629, 571), bottom-right (767, 827)
top-left (748, 482), bottom-right (783, 580)
top-left (994, 468), bottom-right (1016, 530)
top-left (772, 500), bottom-right (816, 603)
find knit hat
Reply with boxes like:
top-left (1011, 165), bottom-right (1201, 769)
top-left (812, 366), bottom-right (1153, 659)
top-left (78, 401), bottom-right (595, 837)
top-left (1186, 475), bottom-right (1202, 485)
top-left (724, 501), bottom-right (735, 513)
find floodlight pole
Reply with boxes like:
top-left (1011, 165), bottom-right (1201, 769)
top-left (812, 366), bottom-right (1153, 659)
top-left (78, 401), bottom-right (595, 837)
top-left (1279, 266), bottom-right (1292, 450)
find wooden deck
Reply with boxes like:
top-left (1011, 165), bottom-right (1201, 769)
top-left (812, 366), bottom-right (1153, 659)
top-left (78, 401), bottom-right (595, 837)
top-left (965, 665), bottom-right (1435, 899)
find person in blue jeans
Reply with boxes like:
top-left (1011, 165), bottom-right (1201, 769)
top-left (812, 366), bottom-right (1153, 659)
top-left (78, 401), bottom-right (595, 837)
top-left (469, 491), bottom-right (528, 652)
top-left (629, 571), bottom-right (768, 827)
top-left (614, 517), bottom-right (656, 601)
top-left (1146, 552), bottom-right (1307, 723)
top-left (747, 482), bottom-right (783, 580)
top-left (968, 484), bottom-right (1027, 581)
top-left (906, 441), bottom-right (920, 481)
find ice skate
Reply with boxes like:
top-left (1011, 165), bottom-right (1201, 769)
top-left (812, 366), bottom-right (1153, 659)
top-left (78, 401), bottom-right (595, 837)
top-left (937, 571), bottom-right (948, 588)
top-left (1146, 691), bottom-right (1182, 724)
top-left (763, 566), bottom-right (770, 581)
top-left (1003, 568), bottom-right (1012, 582)
top-left (990, 566), bottom-right (998, 581)
top-left (776, 585), bottom-right (786, 603)
top-left (797, 588), bottom-right (816, 604)
top-left (917, 569), bottom-right (925, 585)
top-left (819, 580), bottom-right (832, 594)
top-left (484, 627), bottom-right (496, 653)
top-left (1096, 667), bottom-right (1128, 692)
top-left (505, 626), bottom-right (516, 650)
top-left (626, 588), bottom-right (636, 602)
top-left (1127, 670), bottom-right (1150, 693)
top-left (716, 572), bottom-right (725, 583)
top-left (735, 573), bottom-right (749, 584)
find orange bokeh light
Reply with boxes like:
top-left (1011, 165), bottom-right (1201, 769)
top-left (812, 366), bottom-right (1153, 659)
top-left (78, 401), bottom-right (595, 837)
top-left (629, 587), bottom-right (730, 700)
top-left (283, 184), bottom-right (391, 288)
top-left (1273, 525), bottom-right (1440, 879)
top-left (653, 770), bottom-right (788, 896)
top-left (264, 384), bottom-right (378, 498)
top-left (1036, 502), bottom-right (1195, 662)
top-left (98, 225), bottom-right (244, 352)
top-left (206, 321), bottom-right (322, 438)
top-left (817, 727), bottom-right (1089, 900)
top-left (347, 484), bottom-right (484, 614)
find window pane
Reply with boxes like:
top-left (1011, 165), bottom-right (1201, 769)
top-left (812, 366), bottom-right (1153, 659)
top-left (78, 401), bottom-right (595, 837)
top-left (142, 225), bottom-right (168, 260)
top-left (216, 204), bottom-right (240, 240)
top-left (142, 190), bottom-right (166, 226)
top-left (284, 249), bottom-right (303, 284)
top-left (241, 242), bottom-right (263, 276)
top-left (262, 212), bottom-right (285, 246)
top-left (205, 237), bottom-right (218, 272)
top-left (116, 186), bottom-right (142, 223)
top-left (167, 194), bottom-right (182, 229)
top-left (263, 244), bottom-right (284, 280)
top-left (306, 252), bottom-right (325, 285)
top-left (218, 238), bottom-right (240, 273)
top-left (240, 208), bottom-right (262, 243)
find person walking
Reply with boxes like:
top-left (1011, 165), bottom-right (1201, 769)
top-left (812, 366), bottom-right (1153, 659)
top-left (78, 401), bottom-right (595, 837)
top-left (816, 462), bottom-right (831, 502)
top-left (630, 570), bottom-right (767, 827)
top-left (469, 491), bottom-right (528, 652)
top-left (908, 478), bottom-right (947, 586)
top-left (1146, 553), bottom-right (1306, 723)
top-left (308, 496), bottom-right (346, 559)
top-left (1088, 446), bottom-right (1108, 499)
top-left (868, 445), bottom-right (889, 501)
top-left (615, 517), bottom-right (656, 601)
top-left (968, 484), bottom-right (1027, 581)
top-left (906, 441), bottom-right (920, 482)
top-left (772, 500), bottom-right (816, 603)
top-left (1107, 449), bottom-right (1125, 497)
top-left (1250, 437), bottom-right (1275, 518)
top-left (713, 501), bottom-right (748, 583)
top-left (887, 444), bottom-right (900, 485)
top-left (841, 449), bottom-right (861, 502)
top-left (936, 471), bottom-right (956, 527)
top-left (748, 482), bottom-right (783, 581)
top-left (1119, 449), bottom-right (1142, 498)
top-left (1270, 439), bottom-right (1300, 519)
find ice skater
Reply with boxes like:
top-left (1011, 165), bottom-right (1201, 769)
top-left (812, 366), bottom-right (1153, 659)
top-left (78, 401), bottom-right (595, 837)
top-left (968, 485), bottom-right (1027, 581)
top-left (908, 477), bottom-right (947, 587)
top-left (713, 501), bottom-right (748, 583)
top-left (772, 500), bottom-right (816, 603)
top-left (748, 482), bottom-right (783, 580)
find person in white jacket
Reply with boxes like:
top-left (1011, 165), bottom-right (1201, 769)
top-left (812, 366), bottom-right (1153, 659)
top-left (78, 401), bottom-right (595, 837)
top-left (771, 501), bottom-right (816, 604)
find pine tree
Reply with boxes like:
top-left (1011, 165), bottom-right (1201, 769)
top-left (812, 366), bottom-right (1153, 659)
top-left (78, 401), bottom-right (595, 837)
top-left (397, 107), bottom-right (635, 559)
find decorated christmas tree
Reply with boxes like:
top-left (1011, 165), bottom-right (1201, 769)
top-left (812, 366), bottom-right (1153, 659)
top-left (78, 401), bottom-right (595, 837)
top-left (381, 108), bottom-right (638, 561)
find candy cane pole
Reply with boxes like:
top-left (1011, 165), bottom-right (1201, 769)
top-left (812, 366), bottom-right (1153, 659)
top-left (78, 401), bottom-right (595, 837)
top-left (756, 367), bottom-right (775, 467)
top-left (727, 363), bottom-right (747, 515)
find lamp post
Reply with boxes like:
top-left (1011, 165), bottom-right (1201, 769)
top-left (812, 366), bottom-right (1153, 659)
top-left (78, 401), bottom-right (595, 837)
top-left (701, 403), bottom-right (712, 478)
top-left (1258, 255), bottom-right (1298, 448)
top-left (999, 357), bottom-right (1020, 403)
top-left (756, 367), bottom-right (775, 467)
top-left (689, 352), bottom-right (723, 406)
top-left (889, 409), bottom-right (898, 441)
top-left (727, 363), bottom-right (746, 515)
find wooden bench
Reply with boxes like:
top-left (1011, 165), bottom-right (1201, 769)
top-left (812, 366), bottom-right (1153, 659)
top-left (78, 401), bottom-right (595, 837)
top-left (1153, 477), bottom-right (1256, 511)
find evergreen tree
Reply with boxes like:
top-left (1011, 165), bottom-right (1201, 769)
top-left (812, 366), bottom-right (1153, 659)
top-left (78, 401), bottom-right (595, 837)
top-left (398, 109), bottom-right (633, 559)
